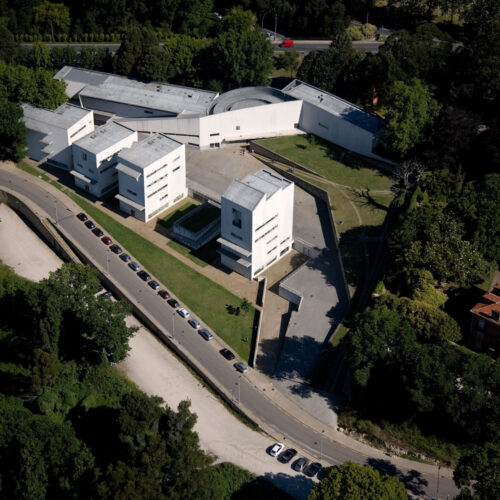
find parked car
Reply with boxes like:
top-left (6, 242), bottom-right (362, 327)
top-left (92, 227), bottom-right (104, 237)
top-left (129, 261), bottom-right (140, 271)
top-left (158, 290), bottom-right (170, 299)
top-left (177, 308), bottom-right (190, 318)
top-left (100, 291), bottom-right (112, 299)
top-left (279, 39), bottom-right (294, 47)
top-left (220, 348), bottom-right (235, 361)
top-left (148, 280), bottom-right (160, 290)
top-left (167, 298), bottom-right (179, 308)
top-left (101, 236), bottom-right (112, 245)
top-left (120, 253), bottom-right (131, 262)
top-left (270, 443), bottom-right (285, 457)
top-left (77, 212), bottom-right (88, 221)
top-left (234, 362), bottom-right (248, 373)
top-left (199, 328), bottom-right (213, 341)
top-left (293, 457), bottom-right (309, 473)
top-left (110, 244), bottom-right (122, 254)
top-left (279, 448), bottom-right (297, 463)
top-left (137, 270), bottom-right (151, 281)
top-left (188, 318), bottom-right (200, 329)
top-left (305, 462), bottom-right (322, 477)
top-left (85, 220), bottom-right (95, 230)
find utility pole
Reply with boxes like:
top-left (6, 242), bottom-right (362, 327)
top-left (54, 200), bottom-right (58, 225)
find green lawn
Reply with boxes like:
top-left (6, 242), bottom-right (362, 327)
top-left (158, 201), bottom-right (197, 229)
top-left (181, 205), bottom-right (220, 232)
top-left (69, 194), bottom-right (254, 362)
top-left (168, 239), bottom-right (221, 268)
top-left (167, 240), bottom-right (208, 268)
top-left (257, 134), bottom-right (394, 191)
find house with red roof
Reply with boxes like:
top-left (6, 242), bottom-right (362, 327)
top-left (469, 284), bottom-right (500, 357)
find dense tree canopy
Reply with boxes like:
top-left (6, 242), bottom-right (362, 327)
top-left (0, 97), bottom-right (26, 162)
top-left (308, 461), bottom-right (407, 500)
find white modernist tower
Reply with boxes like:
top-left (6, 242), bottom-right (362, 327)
top-left (71, 121), bottom-right (138, 198)
top-left (115, 133), bottom-right (187, 222)
top-left (22, 103), bottom-right (94, 169)
top-left (218, 169), bottom-right (294, 279)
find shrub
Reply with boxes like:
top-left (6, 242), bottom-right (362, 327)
top-left (362, 23), bottom-right (377, 39)
top-left (347, 26), bottom-right (363, 41)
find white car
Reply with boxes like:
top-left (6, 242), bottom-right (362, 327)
top-left (270, 443), bottom-right (285, 457)
top-left (177, 308), bottom-right (190, 318)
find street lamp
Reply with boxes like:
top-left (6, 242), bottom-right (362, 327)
top-left (106, 248), bottom-right (110, 274)
top-left (54, 199), bottom-right (58, 225)
top-left (171, 311), bottom-right (175, 339)
top-left (320, 430), bottom-right (325, 460)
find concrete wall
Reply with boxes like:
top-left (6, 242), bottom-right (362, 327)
top-left (117, 116), bottom-right (201, 146)
top-left (199, 100), bottom-right (303, 149)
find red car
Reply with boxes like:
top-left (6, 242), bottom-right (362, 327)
top-left (158, 290), bottom-right (170, 299)
top-left (279, 39), bottom-right (294, 48)
top-left (101, 236), bottom-right (112, 245)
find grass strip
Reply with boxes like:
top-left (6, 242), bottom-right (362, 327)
top-left (69, 193), bottom-right (253, 362)
top-left (167, 240), bottom-right (208, 268)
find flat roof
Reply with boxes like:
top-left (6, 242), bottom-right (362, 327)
top-left (282, 79), bottom-right (384, 134)
top-left (223, 169), bottom-right (291, 211)
top-left (22, 102), bottom-right (92, 130)
top-left (115, 193), bottom-right (145, 211)
top-left (118, 133), bottom-right (182, 169)
top-left (55, 66), bottom-right (218, 115)
top-left (74, 121), bottom-right (136, 154)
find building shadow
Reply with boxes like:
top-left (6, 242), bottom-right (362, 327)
top-left (262, 471), bottom-right (315, 500)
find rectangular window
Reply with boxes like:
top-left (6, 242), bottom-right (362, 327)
top-left (318, 122), bottom-right (328, 129)
top-left (232, 208), bottom-right (242, 228)
top-left (210, 132), bottom-right (220, 137)
top-left (267, 235), bottom-right (278, 245)
top-left (266, 256), bottom-right (277, 267)
top-left (267, 246), bottom-right (277, 255)
top-left (147, 183), bottom-right (168, 198)
top-left (70, 124), bottom-right (87, 139)
top-left (280, 247), bottom-right (289, 256)
top-left (280, 237), bottom-right (290, 245)
top-left (254, 224), bottom-right (277, 243)
top-left (173, 156), bottom-right (180, 162)
top-left (81, 152), bottom-right (87, 160)
top-left (173, 166), bottom-right (180, 172)
top-left (126, 189), bottom-right (137, 196)
top-left (236, 125), bottom-right (240, 130)
top-left (144, 110), bottom-right (153, 114)
top-left (255, 214), bottom-right (278, 233)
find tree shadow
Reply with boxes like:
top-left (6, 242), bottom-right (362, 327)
top-left (366, 458), bottom-right (428, 497)
top-left (262, 471), bottom-right (315, 500)
top-left (350, 188), bottom-right (390, 212)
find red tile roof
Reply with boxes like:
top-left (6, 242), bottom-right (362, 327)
top-left (471, 284), bottom-right (500, 320)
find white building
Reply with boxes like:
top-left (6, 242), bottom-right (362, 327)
top-left (115, 133), bottom-right (187, 222)
top-left (218, 169), bottom-right (294, 279)
top-left (22, 103), bottom-right (94, 170)
top-left (70, 121), bottom-right (138, 198)
top-left (54, 67), bottom-right (389, 162)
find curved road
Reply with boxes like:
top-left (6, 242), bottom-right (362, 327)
top-left (0, 169), bottom-right (457, 499)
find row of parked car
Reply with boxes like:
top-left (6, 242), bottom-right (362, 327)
top-left (270, 443), bottom-right (323, 478)
top-left (77, 212), bottom-right (248, 373)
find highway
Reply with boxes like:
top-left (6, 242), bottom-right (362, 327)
top-left (0, 169), bottom-right (458, 499)
top-left (21, 39), bottom-right (383, 55)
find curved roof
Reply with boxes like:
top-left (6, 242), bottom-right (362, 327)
top-left (209, 86), bottom-right (290, 115)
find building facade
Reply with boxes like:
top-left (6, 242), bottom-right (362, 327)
top-left (71, 121), bottom-right (138, 198)
top-left (115, 133), bottom-right (187, 222)
top-left (218, 169), bottom-right (294, 279)
top-left (22, 103), bottom-right (94, 170)
top-left (469, 284), bottom-right (500, 357)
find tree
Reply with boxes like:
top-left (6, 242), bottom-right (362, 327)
top-left (208, 8), bottom-right (273, 90)
top-left (0, 97), bottom-right (26, 162)
top-left (33, 1), bottom-right (70, 41)
top-left (308, 461), bottom-right (407, 500)
top-left (383, 78), bottom-right (440, 158)
top-left (0, 26), bottom-right (20, 65)
top-left (454, 443), bottom-right (500, 499)
top-left (388, 205), bottom-right (488, 286)
top-left (276, 50), bottom-right (300, 77)
top-left (30, 41), bottom-right (51, 69)
top-left (453, 174), bottom-right (500, 264)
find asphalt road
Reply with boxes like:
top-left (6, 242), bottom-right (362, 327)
top-left (21, 40), bottom-right (383, 55)
top-left (0, 169), bottom-right (458, 499)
